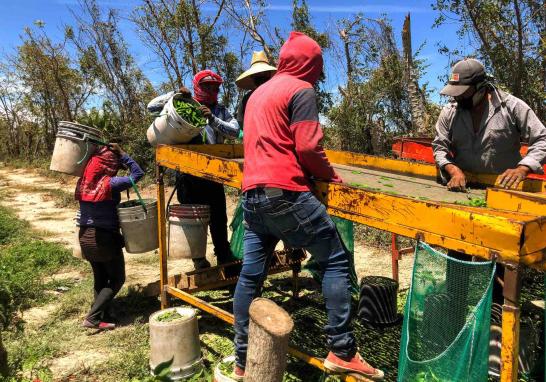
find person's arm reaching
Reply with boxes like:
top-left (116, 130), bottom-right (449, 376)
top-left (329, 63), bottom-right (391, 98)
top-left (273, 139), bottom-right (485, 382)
top-left (108, 144), bottom-right (145, 192)
top-left (515, 99), bottom-right (546, 174)
top-left (498, 98), bottom-right (546, 188)
top-left (200, 105), bottom-right (241, 139)
top-left (289, 88), bottom-right (342, 183)
top-left (432, 107), bottom-right (466, 191)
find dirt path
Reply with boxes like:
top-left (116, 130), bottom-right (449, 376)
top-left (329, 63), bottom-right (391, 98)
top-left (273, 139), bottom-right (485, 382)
top-left (0, 166), bottom-right (412, 291)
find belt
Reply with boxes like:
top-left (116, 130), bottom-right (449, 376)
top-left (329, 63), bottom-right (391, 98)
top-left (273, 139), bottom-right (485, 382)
top-left (246, 187), bottom-right (294, 198)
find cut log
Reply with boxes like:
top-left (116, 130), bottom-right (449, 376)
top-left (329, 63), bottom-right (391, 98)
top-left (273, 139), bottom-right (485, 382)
top-left (0, 331), bottom-right (7, 376)
top-left (245, 298), bottom-right (294, 382)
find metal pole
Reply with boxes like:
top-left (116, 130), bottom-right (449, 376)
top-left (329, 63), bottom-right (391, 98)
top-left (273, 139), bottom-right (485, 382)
top-left (500, 263), bottom-right (522, 382)
top-left (157, 164), bottom-right (169, 309)
top-left (391, 233), bottom-right (400, 282)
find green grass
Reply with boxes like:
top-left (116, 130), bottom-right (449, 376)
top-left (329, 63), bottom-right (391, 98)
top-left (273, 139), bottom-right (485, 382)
top-left (0, 204), bottom-right (85, 381)
top-left (0, 206), bottom-right (80, 330)
top-left (0, 207), bottom-right (28, 245)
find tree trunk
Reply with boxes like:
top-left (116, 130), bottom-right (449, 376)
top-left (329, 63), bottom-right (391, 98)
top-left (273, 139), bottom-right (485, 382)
top-left (513, 0), bottom-right (524, 98)
top-left (0, 331), bottom-right (7, 377)
top-left (402, 13), bottom-right (428, 136)
top-left (245, 298), bottom-right (294, 382)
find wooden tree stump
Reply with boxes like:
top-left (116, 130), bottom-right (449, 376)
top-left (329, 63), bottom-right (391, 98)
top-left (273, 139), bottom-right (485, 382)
top-left (0, 331), bottom-right (7, 376)
top-left (245, 298), bottom-right (294, 382)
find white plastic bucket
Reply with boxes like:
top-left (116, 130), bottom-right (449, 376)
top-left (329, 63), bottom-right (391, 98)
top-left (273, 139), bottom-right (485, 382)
top-left (50, 121), bottom-right (102, 177)
top-left (149, 307), bottom-right (202, 380)
top-left (168, 204), bottom-right (210, 259)
top-left (147, 94), bottom-right (203, 147)
top-left (214, 355), bottom-right (238, 382)
top-left (118, 199), bottom-right (159, 254)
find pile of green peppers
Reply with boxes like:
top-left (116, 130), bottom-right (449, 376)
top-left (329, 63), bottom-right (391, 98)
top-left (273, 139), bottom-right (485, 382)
top-left (173, 99), bottom-right (208, 128)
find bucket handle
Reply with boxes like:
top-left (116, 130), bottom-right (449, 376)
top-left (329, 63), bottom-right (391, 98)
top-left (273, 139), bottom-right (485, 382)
top-left (75, 135), bottom-right (112, 166)
top-left (129, 176), bottom-right (148, 214)
top-left (76, 137), bottom-right (91, 165)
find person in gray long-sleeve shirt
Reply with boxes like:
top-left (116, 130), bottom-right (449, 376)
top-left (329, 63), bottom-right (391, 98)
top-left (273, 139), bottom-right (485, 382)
top-left (432, 58), bottom-right (546, 307)
top-left (432, 58), bottom-right (546, 191)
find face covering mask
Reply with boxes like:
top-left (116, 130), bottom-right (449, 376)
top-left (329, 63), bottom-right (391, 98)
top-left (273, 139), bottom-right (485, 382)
top-left (457, 87), bottom-right (486, 110)
top-left (457, 96), bottom-right (474, 110)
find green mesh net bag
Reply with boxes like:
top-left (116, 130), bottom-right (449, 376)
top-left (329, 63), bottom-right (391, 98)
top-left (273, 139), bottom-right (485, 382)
top-left (398, 242), bottom-right (495, 382)
top-left (229, 197), bottom-right (245, 260)
top-left (304, 216), bottom-right (359, 295)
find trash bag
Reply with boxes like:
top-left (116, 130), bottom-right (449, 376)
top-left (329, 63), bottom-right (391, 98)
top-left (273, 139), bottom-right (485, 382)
top-left (398, 242), bottom-right (495, 382)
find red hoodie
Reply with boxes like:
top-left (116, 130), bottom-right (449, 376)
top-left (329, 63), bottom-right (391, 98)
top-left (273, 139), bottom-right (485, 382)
top-left (242, 32), bottom-right (341, 192)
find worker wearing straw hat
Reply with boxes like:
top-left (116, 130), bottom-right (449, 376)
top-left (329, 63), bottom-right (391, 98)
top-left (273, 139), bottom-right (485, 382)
top-left (235, 51), bottom-right (277, 129)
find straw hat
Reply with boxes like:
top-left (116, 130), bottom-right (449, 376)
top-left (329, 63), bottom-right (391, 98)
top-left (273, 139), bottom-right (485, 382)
top-left (235, 51), bottom-right (277, 90)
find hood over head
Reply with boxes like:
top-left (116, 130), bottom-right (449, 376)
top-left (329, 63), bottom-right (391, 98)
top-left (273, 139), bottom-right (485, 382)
top-left (75, 147), bottom-right (120, 202)
top-left (276, 32), bottom-right (323, 85)
top-left (193, 70), bottom-right (223, 105)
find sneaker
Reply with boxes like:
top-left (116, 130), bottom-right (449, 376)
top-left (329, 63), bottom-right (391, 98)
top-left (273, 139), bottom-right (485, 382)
top-left (231, 365), bottom-right (245, 381)
top-left (323, 352), bottom-right (384, 380)
top-left (82, 319), bottom-right (116, 330)
top-left (192, 257), bottom-right (211, 270)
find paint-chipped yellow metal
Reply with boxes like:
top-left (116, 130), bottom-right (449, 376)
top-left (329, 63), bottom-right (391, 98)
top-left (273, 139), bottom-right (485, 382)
top-left (325, 148), bottom-right (546, 192)
top-left (162, 144), bottom-right (546, 191)
top-left (500, 307), bottom-right (520, 382)
top-left (156, 166), bottom-right (169, 309)
top-left (325, 149), bottom-right (440, 179)
top-left (487, 188), bottom-right (546, 215)
top-left (156, 144), bottom-right (546, 382)
top-left (157, 145), bottom-right (242, 188)
top-left (156, 144), bottom-right (546, 265)
top-left (486, 189), bottom-right (546, 270)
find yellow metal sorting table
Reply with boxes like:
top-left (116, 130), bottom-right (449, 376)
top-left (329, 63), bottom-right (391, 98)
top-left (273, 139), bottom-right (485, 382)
top-left (155, 144), bottom-right (546, 382)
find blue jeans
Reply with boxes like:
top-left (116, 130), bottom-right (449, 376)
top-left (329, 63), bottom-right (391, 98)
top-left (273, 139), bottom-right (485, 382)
top-left (233, 189), bottom-right (356, 368)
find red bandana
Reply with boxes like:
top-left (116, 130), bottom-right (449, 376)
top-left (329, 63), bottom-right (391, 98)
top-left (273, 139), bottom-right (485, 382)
top-left (193, 70), bottom-right (223, 105)
top-left (75, 147), bottom-right (120, 202)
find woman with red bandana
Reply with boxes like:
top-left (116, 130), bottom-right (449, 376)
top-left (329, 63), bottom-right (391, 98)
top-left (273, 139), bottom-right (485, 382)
top-left (176, 70), bottom-right (240, 270)
top-left (76, 143), bottom-right (144, 330)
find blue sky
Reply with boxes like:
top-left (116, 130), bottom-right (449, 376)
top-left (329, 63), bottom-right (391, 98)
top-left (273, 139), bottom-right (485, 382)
top-left (0, 0), bottom-right (476, 104)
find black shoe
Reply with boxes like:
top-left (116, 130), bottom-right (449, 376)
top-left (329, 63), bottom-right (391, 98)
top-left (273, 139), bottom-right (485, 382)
top-left (192, 258), bottom-right (211, 270)
top-left (102, 311), bottom-right (118, 324)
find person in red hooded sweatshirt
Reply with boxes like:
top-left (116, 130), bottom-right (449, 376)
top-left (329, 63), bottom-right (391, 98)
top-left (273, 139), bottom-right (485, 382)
top-left (175, 71), bottom-right (241, 270)
top-left (76, 143), bottom-right (144, 330)
top-left (231, 32), bottom-right (384, 380)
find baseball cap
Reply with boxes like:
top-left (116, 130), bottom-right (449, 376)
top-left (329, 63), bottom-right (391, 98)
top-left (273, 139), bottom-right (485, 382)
top-left (440, 58), bottom-right (486, 97)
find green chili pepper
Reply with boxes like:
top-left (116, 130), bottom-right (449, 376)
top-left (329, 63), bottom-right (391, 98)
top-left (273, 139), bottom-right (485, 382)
top-left (173, 99), bottom-right (208, 129)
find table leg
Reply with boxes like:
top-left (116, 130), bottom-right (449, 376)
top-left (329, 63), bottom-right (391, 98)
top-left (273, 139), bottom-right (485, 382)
top-left (500, 263), bottom-right (522, 382)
